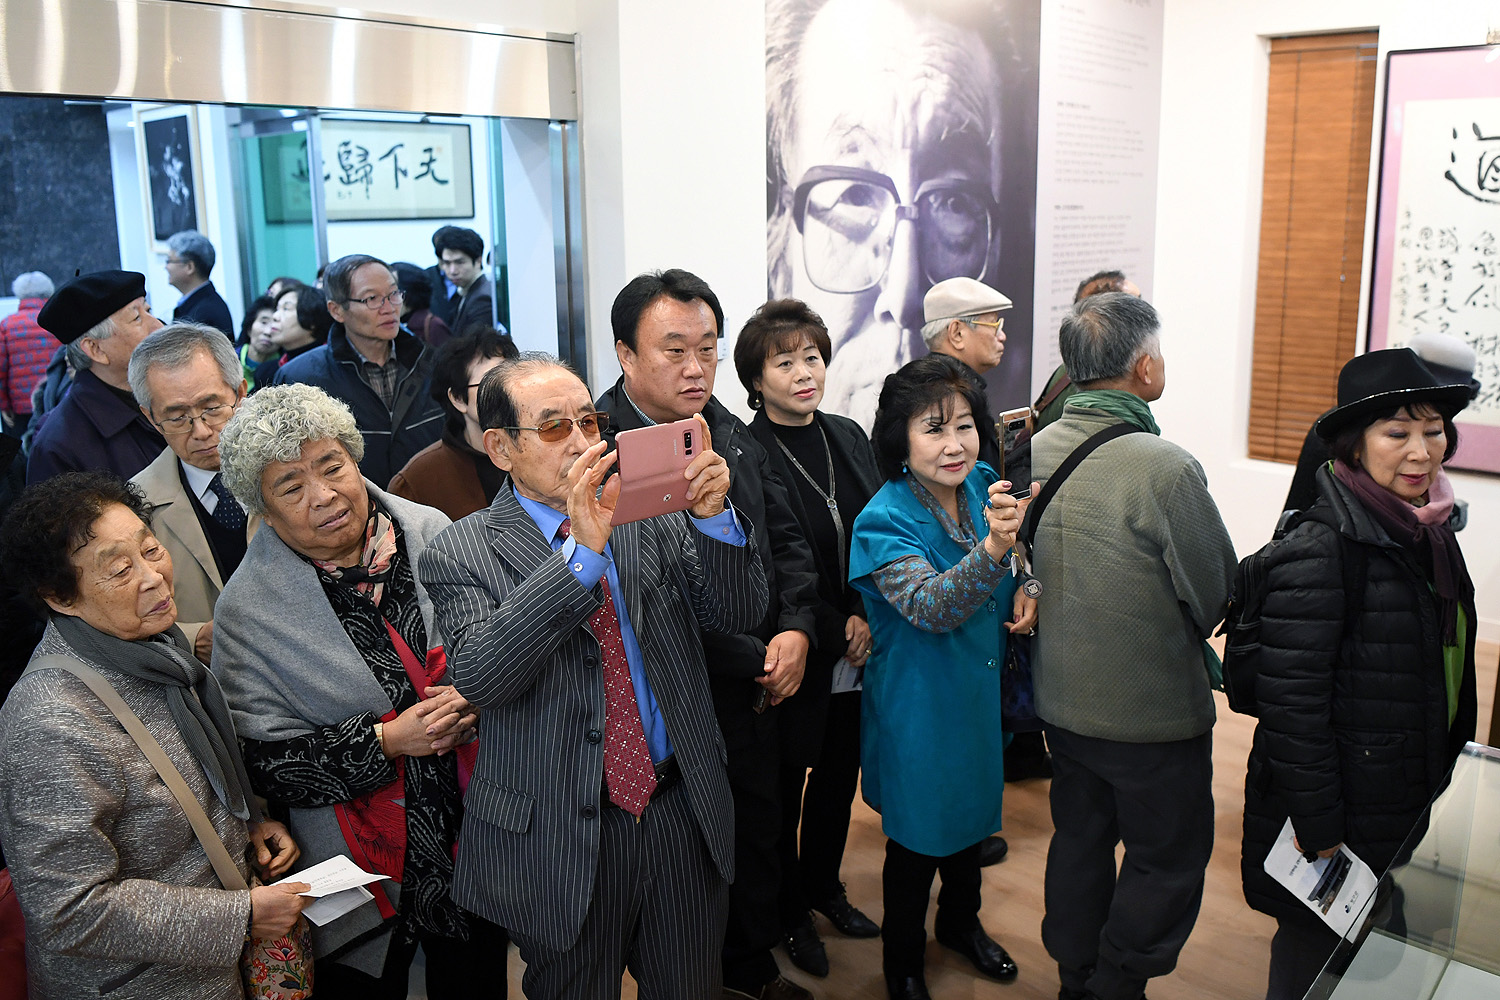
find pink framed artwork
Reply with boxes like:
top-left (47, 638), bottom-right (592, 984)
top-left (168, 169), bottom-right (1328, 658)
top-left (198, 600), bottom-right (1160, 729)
top-left (1368, 45), bottom-right (1500, 474)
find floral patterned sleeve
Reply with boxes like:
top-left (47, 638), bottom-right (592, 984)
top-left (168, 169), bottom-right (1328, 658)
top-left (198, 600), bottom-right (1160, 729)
top-left (870, 547), bottom-right (1009, 634)
top-left (241, 712), bottom-right (400, 809)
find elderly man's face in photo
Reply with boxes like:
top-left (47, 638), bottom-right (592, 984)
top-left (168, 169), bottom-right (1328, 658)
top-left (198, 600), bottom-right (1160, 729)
top-left (775, 0), bottom-right (1003, 428)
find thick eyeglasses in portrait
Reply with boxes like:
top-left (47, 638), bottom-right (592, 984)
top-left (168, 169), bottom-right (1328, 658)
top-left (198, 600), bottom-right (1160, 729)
top-left (155, 402), bottom-right (237, 435)
top-left (792, 165), bottom-right (999, 294)
top-left (504, 412), bottom-right (610, 442)
top-left (346, 289), bottom-right (405, 311)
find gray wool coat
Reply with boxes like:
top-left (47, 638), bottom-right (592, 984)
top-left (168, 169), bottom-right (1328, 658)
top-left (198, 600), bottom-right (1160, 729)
top-left (0, 623), bottom-right (253, 1000)
top-left (211, 482), bottom-right (452, 975)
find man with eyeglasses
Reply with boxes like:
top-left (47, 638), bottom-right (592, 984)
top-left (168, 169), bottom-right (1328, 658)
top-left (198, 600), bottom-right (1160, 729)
top-left (765, 0), bottom-right (1038, 432)
top-left (274, 253), bottom-right (444, 487)
top-left (420, 353), bottom-right (765, 999)
top-left (921, 277), bottom-right (1013, 472)
top-left (596, 270), bottom-right (822, 1000)
top-left (165, 229), bottom-right (235, 337)
top-left (127, 322), bottom-right (256, 664)
top-left (28, 269), bottom-right (166, 484)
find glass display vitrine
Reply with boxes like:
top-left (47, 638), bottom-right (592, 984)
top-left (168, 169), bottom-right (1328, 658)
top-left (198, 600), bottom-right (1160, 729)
top-left (1312, 742), bottom-right (1500, 999)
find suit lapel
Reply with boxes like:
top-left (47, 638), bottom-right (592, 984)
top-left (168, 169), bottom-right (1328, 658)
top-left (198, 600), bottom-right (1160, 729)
top-left (484, 486), bottom-right (562, 582)
top-left (614, 520), bottom-right (646, 635)
top-left (139, 451), bottom-right (224, 589)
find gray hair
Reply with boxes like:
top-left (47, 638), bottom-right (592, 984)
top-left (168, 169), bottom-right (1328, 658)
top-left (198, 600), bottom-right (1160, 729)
top-left (477, 352), bottom-right (578, 436)
top-left (11, 271), bottom-right (53, 299)
top-left (126, 322), bottom-right (242, 412)
top-left (66, 314), bottom-right (117, 371)
top-left (167, 230), bottom-right (216, 276)
top-left (217, 383), bottom-right (365, 516)
top-left (324, 253), bottom-right (390, 305)
top-left (1059, 292), bottom-right (1161, 384)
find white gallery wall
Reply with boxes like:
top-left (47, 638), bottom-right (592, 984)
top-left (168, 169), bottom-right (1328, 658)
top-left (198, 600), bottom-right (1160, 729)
top-left (1153, 0), bottom-right (1500, 639)
top-left (290, 0), bottom-right (1500, 638)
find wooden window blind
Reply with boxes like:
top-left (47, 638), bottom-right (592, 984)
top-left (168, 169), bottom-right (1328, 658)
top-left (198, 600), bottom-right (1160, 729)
top-left (1248, 31), bottom-right (1378, 463)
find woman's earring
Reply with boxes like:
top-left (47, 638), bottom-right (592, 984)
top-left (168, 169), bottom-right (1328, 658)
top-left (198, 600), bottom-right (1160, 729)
top-left (901, 463), bottom-right (909, 474)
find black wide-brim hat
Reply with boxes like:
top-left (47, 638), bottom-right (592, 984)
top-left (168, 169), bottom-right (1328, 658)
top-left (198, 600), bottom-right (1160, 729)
top-left (36, 270), bottom-right (147, 344)
top-left (1314, 347), bottom-right (1472, 441)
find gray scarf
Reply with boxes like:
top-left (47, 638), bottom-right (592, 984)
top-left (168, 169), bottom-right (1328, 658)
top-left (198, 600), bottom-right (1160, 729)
top-left (51, 614), bottom-right (256, 821)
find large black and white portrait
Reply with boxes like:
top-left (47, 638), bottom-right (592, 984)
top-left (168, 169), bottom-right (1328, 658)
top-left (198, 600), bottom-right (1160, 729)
top-left (766, 0), bottom-right (1040, 428)
top-left (140, 110), bottom-right (200, 245)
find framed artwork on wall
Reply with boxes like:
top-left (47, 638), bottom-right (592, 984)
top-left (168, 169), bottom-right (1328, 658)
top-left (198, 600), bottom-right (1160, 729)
top-left (320, 119), bottom-right (474, 221)
top-left (135, 105), bottom-right (204, 252)
top-left (1368, 45), bottom-right (1500, 475)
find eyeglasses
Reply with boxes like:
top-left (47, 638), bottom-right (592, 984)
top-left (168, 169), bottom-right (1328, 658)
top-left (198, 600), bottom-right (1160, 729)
top-left (155, 402), bottom-right (236, 435)
top-left (345, 289), bottom-right (404, 311)
top-left (965, 318), bottom-right (1003, 331)
top-left (791, 165), bottom-right (998, 294)
top-left (503, 412), bottom-right (609, 442)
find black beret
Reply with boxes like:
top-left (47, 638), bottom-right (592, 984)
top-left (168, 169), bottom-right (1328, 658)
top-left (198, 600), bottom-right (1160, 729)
top-left (36, 270), bottom-right (147, 344)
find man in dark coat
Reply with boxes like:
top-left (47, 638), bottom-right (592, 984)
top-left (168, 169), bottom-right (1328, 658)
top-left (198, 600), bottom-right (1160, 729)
top-left (434, 226), bottom-right (495, 335)
top-left (166, 230), bottom-right (234, 336)
top-left (27, 270), bottom-right (166, 484)
top-left (595, 269), bottom-right (822, 1000)
top-left (273, 253), bottom-right (443, 487)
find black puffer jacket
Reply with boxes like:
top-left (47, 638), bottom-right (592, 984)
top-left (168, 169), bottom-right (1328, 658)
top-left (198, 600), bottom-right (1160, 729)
top-left (1241, 466), bottom-right (1477, 922)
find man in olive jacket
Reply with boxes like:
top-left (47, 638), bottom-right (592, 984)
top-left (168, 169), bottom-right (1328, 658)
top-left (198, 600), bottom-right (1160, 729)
top-left (596, 269), bottom-right (822, 1000)
top-left (1027, 293), bottom-right (1235, 1000)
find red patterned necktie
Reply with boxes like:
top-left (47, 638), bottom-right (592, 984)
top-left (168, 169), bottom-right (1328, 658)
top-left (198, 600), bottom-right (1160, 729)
top-left (558, 518), bottom-right (657, 816)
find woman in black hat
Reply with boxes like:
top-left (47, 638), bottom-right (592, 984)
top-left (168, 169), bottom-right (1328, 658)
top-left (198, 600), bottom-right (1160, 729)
top-left (1240, 348), bottom-right (1479, 1000)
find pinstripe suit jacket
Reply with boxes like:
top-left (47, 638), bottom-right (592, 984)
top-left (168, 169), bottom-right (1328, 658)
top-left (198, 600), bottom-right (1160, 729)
top-left (419, 485), bottom-right (768, 951)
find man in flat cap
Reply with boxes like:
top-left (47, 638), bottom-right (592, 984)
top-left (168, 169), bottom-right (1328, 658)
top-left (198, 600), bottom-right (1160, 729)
top-left (921, 276), bottom-right (1013, 471)
top-left (27, 270), bottom-right (166, 484)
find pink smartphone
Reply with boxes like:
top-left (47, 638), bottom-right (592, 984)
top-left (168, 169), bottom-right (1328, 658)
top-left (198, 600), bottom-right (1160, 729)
top-left (610, 418), bottom-right (703, 526)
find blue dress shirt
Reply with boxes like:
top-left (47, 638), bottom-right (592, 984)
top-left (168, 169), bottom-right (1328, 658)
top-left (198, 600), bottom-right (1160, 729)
top-left (512, 488), bottom-right (746, 763)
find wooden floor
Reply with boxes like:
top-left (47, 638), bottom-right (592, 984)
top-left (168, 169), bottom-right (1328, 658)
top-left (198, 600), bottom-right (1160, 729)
top-left (454, 639), bottom-right (1500, 999)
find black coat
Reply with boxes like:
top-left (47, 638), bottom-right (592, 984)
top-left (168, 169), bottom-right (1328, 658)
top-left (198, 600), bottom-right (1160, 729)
top-left (273, 325), bottom-right (444, 488)
top-left (1241, 467), bottom-right (1477, 922)
top-left (172, 281), bottom-right (235, 338)
top-left (596, 381), bottom-right (821, 752)
top-left (25, 369), bottom-right (166, 485)
top-left (749, 409), bottom-right (882, 762)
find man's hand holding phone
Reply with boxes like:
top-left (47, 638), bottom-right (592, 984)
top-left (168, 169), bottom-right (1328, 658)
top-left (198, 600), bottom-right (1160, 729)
top-left (683, 413), bottom-right (731, 518)
top-left (566, 440), bottom-right (621, 554)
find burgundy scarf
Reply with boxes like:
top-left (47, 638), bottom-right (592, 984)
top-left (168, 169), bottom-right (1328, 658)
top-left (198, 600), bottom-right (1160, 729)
top-left (1333, 459), bottom-right (1468, 643)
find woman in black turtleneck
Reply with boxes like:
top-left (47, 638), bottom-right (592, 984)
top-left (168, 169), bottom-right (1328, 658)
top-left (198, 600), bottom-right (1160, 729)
top-left (734, 298), bottom-right (883, 980)
top-left (387, 327), bottom-right (517, 520)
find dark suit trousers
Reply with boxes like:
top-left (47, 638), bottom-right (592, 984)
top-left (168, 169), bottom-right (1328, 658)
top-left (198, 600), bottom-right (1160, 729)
top-left (1042, 726), bottom-right (1215, 1000)
top-left (509, 780), bottom-right (728, 1000)
top-left (314, 914), bottom-right (509, 1000)
top-left (779, 690), bottom-right (863, 925)
top-left (722, 709), bottom-right (785, 993)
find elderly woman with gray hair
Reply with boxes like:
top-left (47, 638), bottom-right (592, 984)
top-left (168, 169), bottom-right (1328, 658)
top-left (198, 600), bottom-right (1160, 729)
top-left (210, 383), bottom-right (506, 998)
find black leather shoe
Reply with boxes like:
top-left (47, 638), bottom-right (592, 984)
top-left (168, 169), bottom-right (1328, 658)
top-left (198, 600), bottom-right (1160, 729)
top-left (885, 974), bottom-right (932, 1000)
top-left (935, 924), bottom-right (1019, 981)
top-left (784, 914), bottom-right (829, 977)
top-left (812, 885), bottom-right (880, 938)
top-left (978, 835), bottom-right (1009, 867)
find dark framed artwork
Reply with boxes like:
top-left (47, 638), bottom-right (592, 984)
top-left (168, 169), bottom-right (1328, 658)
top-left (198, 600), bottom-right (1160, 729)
top-left (135, 105), bottom-right (204, 250)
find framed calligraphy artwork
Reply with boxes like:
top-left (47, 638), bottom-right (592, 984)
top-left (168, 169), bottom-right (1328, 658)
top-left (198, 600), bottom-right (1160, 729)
top-left (1369, 45), bottom-right (1500, 474)
top-left (321, 119), bottom-right (474, 222)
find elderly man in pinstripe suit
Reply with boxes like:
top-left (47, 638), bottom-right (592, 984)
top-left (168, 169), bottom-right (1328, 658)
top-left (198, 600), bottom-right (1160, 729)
top-left (420, 354), bottom-right (768, 999)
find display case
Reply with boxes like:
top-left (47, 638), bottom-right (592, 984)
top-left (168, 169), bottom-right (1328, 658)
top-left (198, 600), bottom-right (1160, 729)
top-left (1312, 742), bottom-right (1500, 998)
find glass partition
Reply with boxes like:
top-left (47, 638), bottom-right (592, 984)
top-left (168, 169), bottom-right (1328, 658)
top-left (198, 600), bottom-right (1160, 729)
top-left (1313, 743), bottom-right (1500, 999)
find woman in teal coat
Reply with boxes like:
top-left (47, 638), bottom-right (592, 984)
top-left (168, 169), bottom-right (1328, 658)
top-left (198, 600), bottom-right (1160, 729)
top-left (850, 355), bottom-right (1036, 1000)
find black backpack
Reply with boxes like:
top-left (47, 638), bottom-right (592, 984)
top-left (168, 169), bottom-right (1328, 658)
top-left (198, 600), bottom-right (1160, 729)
top-left (1217, 505), bottom-right (1365, 717)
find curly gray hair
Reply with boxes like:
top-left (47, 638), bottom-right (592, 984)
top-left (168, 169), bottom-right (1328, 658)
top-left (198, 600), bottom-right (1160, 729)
top-left (217, 383), bottom-right (365, 515)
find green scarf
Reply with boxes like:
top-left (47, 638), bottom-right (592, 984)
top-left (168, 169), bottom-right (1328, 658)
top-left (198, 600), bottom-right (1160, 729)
top-left (1067, 389), bottom-right (1161, 435)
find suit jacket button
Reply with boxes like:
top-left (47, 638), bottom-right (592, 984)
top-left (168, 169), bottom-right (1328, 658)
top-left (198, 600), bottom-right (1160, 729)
top-left (584, 655), bottom-right (599, 669)
top-left (581, 804), bottom-right (597, 819)
top-left (586, 728), bottom-right (602, 744)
